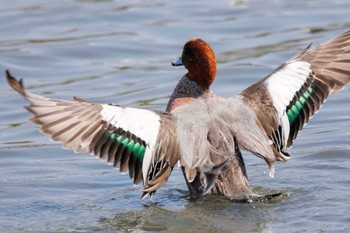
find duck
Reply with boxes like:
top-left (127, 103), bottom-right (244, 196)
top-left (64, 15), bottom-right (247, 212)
top-left (6, 30), bottom-right (350, 201)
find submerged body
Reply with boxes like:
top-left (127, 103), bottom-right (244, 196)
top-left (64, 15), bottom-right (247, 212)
top-left (6, 31), bottom-right (350, 200)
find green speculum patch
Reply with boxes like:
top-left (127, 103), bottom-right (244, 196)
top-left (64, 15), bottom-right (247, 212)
top-left (287, 86), bottom-right (313, 123)
top-left (106, 130), bottom-right (146, 160)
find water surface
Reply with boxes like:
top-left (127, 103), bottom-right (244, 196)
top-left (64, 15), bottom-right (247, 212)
top-left (0, 0), bottom-right (349, 232)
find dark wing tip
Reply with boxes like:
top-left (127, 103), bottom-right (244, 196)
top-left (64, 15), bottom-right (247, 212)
top-left (5, 70), bottom-right (25, 95)
top-left (139, 163), bottom-right (173, 200)
top-left (73, 96), bottom-right (88, 102)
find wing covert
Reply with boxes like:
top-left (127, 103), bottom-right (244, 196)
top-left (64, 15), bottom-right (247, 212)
top-left (241, 30), bottom-right (350, 160)
top-left (6, 71), bottom-right (180, 198)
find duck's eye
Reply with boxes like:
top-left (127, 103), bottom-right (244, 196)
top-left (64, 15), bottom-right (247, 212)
top-left (184, 46), bottom-right (193, 57)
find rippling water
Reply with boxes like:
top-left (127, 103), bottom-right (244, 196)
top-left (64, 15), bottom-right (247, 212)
top-left (0, 1), bottom-right (349, 232)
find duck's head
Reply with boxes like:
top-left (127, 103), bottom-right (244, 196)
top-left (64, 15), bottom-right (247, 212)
top-left (172, 38), bottom-right (216, 90)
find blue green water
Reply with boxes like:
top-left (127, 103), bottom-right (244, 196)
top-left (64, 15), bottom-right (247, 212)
top-left (0, 1), bottom-right (349, 232)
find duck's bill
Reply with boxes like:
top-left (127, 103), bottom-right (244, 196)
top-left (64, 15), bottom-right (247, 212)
top-left (172, 57), bottom-right (183, 66)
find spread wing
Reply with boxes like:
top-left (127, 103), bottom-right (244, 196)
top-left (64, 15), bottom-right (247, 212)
top-left (241, 30), bottom-right (350, 161)
top-left (6, 71), bottom-right (180, 199)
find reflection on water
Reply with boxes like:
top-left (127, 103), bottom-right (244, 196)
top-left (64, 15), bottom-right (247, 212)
top-left (105, 194), bottom-right (284, 233)
top-left (0, 0), bottom-right (350, 232)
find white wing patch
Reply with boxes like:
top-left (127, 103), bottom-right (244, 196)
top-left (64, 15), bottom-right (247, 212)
top-left (100, 104), bottom-right (161, 183)
top-left (266, 61), bottom-right (311, 117)
top-left (265, 60), bottom-right (311, 147)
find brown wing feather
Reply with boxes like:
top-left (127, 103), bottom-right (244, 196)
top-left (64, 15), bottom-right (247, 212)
top-left (6, 71), bottom-right (180, 198)
top-left (293, 30), bottom-right (350, 91)
top-left (241, 30), bottom-right (350, 160)
top-left (285, 30), bottom-right (350, 146)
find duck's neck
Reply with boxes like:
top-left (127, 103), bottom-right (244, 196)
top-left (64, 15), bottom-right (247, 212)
top-left (187, 64), bottom-right (216, 90)
top-left (166, 76), bottom-right (208, 112)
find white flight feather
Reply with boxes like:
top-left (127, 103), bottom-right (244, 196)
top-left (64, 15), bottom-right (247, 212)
top-left (265, 60), bottom-right (311, 148)
top-left (100, 104), bottom-right (160, 184)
